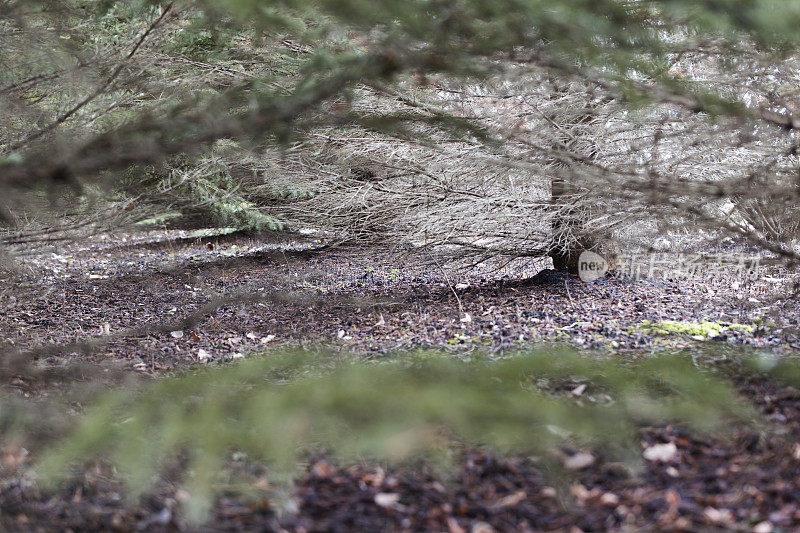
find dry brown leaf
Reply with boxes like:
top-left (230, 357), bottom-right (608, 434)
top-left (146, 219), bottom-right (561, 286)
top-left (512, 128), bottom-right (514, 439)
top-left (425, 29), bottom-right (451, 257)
top-left (446, 516), bottom-right (466, 533)
top-left (470, 521), bottom-right (495, 533)
top-left (492, 490), bottom-right (526, 509)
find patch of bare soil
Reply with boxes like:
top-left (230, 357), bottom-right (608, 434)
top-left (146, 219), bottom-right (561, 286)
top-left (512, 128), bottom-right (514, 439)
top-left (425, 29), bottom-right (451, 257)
top-left (0, 230), bottom-right (799, 531)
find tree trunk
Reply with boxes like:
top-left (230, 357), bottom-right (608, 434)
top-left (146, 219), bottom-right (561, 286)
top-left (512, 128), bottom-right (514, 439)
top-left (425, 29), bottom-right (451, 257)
top-left (550, 174), bottom-right (597, 274)
top-left (548, 107), bottom-right (599, 274)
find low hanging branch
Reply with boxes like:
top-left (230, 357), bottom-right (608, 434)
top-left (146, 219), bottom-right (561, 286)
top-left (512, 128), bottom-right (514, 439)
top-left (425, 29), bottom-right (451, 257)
top-left (7, 4), bottom-right (176, 153)
top-left (0, 51), bottom-right (407, 190)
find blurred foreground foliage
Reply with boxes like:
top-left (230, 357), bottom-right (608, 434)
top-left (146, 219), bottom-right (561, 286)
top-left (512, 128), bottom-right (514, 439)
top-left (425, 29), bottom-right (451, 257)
top-left (23, 347), bottom-right (762, 522)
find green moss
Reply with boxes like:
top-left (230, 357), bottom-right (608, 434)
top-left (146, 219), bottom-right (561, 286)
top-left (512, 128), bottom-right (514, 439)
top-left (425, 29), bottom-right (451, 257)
top-left (637, 319), bottom-right (754, 338)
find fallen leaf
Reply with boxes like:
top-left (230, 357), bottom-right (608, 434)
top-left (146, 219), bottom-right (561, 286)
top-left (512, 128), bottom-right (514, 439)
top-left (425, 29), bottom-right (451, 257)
top-left (446, 516), bottom-right (466, 533)
top-left (665, 488), bottom-right (680, 507)
top-left (643, 442), bottom-right (678, 462)
top-left (361, 467), bottom-right (386, 486)
top-left (704, 507), bottom-right (733, 524)
top-left (246, 332), bottom-right (259, 340)
top-left (571, 384), bottom-right (587, 396)
top-left (376, 314), bottom-right (386, 326)
top-left (1, 446), bottom-right (28, 470)
top-left (374, 492), bottom-right (401, 508)
top-left (470, 522), bottom-right (495, 533)
top-left (260, 334), bottom-right (276, 344)
top-left (570, 484), bottom-right (593, 502)
top-left (564, 452), bottom-right (595, 470)
top-left (253, 477), bottom-right (271, 491)
top-left (540, 487), bottom-right (557, 499)
top-left (600, 492), bottom-right (619, 506)
top-left (753, 521), bottom-right (773, 533)
top-left (491, 490), bottom-right (526, 509)
top-left (311, 460), bottom-right (335, 478)
top-left (460, 313), bottom-right (472, 323)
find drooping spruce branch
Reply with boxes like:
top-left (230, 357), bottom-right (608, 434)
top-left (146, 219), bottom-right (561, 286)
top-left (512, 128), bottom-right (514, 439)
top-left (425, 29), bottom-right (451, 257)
top-left (33, 347), bottom-right (754, 522)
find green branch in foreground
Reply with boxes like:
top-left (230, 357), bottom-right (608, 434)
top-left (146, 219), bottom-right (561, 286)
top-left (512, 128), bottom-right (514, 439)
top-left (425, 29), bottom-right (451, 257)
top-left (32, 347), bottom-right (755, 522)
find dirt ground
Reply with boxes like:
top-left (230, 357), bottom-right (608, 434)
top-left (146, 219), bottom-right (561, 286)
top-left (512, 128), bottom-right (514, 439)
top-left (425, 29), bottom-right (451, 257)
top-left (1, 229), bottom-right (800, 531)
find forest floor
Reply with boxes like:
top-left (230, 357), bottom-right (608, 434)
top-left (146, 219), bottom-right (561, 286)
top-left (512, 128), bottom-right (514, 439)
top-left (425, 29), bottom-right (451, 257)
top-left (1, 228), bottom-right (800, 532)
